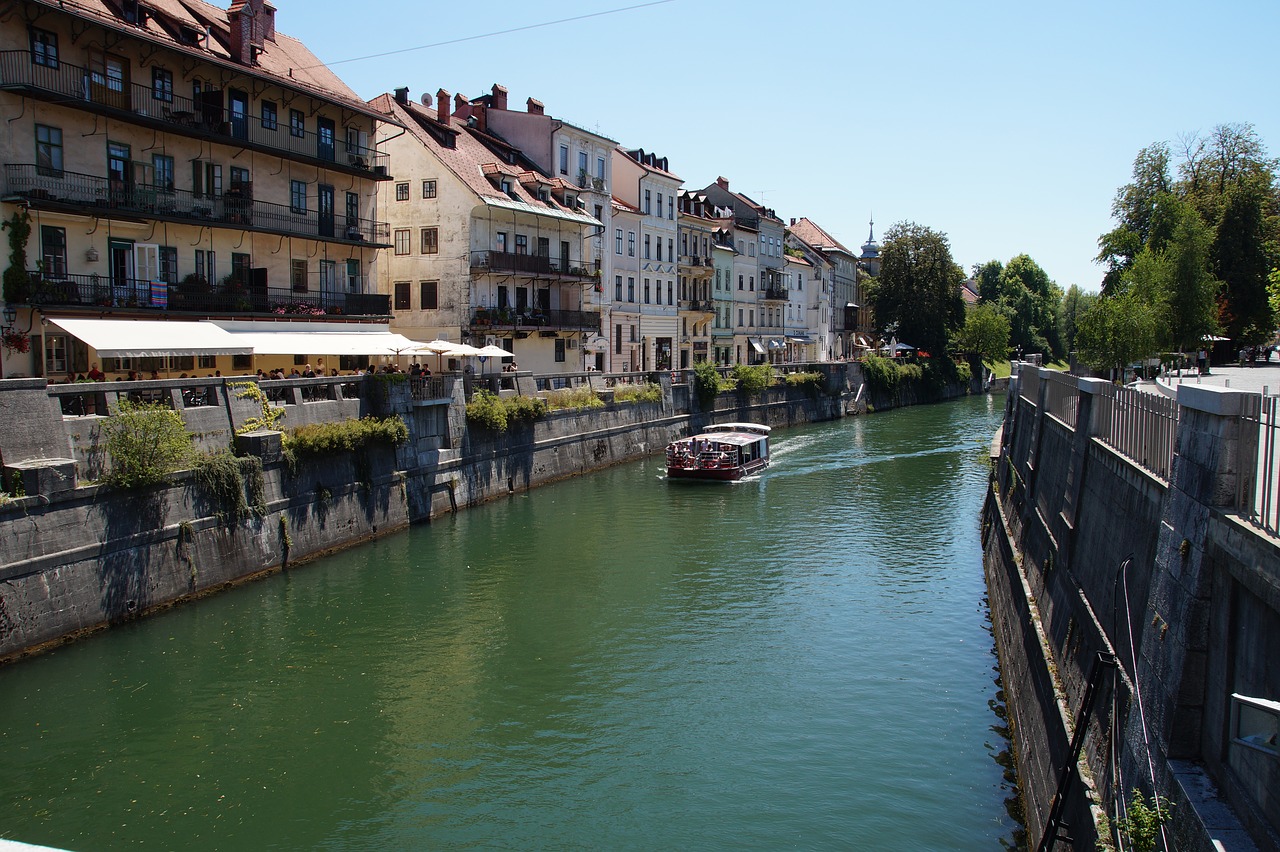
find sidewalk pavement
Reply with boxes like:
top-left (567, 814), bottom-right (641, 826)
top-left (1156, 361), bottom-right (1280, 397)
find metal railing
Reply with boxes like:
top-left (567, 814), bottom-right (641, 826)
top-left (1042, 370), bottom-right (1080, 430)
top-left (761, 288), bottom-right (788, 301)
top-left (1093, 383), bottom-right (1178, 481)
top-left (468, 251), bottom-right (600, 281)
top-left (0, 51), bottom-right (390, 177)
top-left (469, 307), bottom-right (600, 333)
top-left (1017, 363), bottom-right (1041, 404)
top-left (1240, 392), bottom-right (1280, 535)
top-left (409, 376), bottom-right (450, 402)
top-left (680, 299), bottom-right (714, 312)
top-left (4, 164), bottom-right (390, 245)
top-left (19, 270), bottom-right (389, 317)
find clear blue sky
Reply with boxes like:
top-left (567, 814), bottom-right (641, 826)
top-left (287, 0), bottom-right (1279, 293)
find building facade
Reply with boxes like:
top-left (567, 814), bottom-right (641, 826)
top-left (0, 0), bottom-right (393, 379)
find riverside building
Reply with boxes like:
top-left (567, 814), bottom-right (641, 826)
top-left (0, 0), bottom-right (397, 379)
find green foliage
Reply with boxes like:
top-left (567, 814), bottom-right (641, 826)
top-left (101, 400), bottom-right (193, 488)
top-left (869, 221), bottom-right (967, 358)
top-left (464, 390), bottom-right (547, 431)
top-left (731, 363), bottom-right (774, 396)
top-left (192, 450), bottom-right (266, 526)
top-left (1075, 288), bottom-right (1160, 374)
top-left (278, 515), bottom-right (292, 550)
top-left (955, 360), bottom-right (972, 385)
top-left (782, 371), bottom-right (826, 397)
top-left (231, 381), bottom-right (286, 434)
top-left (954, 302), bottom-right (1011, 363)
top-left (862, 354), bottom-right (899, 394)
top-left (1113, 788), bottom-right (1173, 852)
top-left (692, 361), bottom-right (725, 408)
top-left (2, 209), bottom-right (33, 304)
top-left (283, 415), bottom-right (408, 458)
top-left (1059, 285), bottom-right (1098, 355)
top-left (544, 386), bottom-right (604, 411)
top-left (612, 382), bottom-right (662, 403)
top-left (1213, 178), bottom-right (1274, 344)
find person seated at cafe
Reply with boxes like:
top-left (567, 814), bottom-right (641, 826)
top-left (149, 370), bottom-right (161, 380)
top-left (127, 370), bottom-right (139, 381)
top-left (87, 362), bottom-right (105, 381)
top-left (303, 363), bottom-right (315, 378)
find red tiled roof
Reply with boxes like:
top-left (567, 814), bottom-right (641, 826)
top-left (789, 217), bottom-right (853, 254)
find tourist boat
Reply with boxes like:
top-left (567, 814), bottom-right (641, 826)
top-left (665, 423), bottom-right (771, 481)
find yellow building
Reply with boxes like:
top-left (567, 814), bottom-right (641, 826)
top-left (0, 0), bottom-right (395, 379)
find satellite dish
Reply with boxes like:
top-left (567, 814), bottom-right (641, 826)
top-left (420, 93), bottom-right (432, 107)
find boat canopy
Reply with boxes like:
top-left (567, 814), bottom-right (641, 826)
top-left (703, 422), bottom-right (770, 435)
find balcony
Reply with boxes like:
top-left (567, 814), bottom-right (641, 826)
top-left (469, 251), bottom-right (601, 282)
top-left (0, 51), bottom-right (391, 180)
top-left (14, 271), bottom-right (390, 318)
top-left (575, 171), bottom-right (608, 194)
top-left (761, 288), bottom-right (789, 302)
top-left (679, 299), bottom-right (715, 314)
top-left (4, 165), bottom-right (391, 246)
top-left (469, 307), bottom-right (600, 334)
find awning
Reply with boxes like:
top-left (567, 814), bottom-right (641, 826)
top-left (786, 335), bottom-right (812, 344)
top-left (206, 320), bottom-right (420, 355)
top-left (48, 317), bottom-right (252, 357)
top-left (748, 338), bottom-right (767, 355)
top-left (767, 338), bottom-right (785, 349)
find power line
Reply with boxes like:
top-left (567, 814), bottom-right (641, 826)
top-left (313, 0), bottom-right (678, 69)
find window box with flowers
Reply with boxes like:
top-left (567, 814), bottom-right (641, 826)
top-left (2, 329), bottom-right (31, 354)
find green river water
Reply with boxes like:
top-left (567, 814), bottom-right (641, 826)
top-left (0, 393), bottom-right (1017, 850)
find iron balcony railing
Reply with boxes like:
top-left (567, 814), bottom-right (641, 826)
top-left (20, 271), bottom-right (390, 317)
top-left (761, 288), bottom-right (789, 301)
top-left (5, 165), bottom-right (390, 245)
top-left (469, 307), bottom-right (600, 333)
top-left (680, 299), bottom-right (715, 312)
top-left (469, 251), bottom-right (601, 282)
top-left (0, 50), bottom-right (391, 179)
top-left (575, 171), bottom-right (608, 193)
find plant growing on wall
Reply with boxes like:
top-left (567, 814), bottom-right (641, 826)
top-left (692, 361), bottom-right (724, 409)
top-left (231, 381), bottom-right (286, 434)
top-left (731, 363), bottom-right (774, 396)
top-left (1111, 788), bottom-right (1172, 852)
top-left (100, 400), bottom-right (193, 488)
top-left (192, 450), bottom-right (266, 526)
top-left (2, 209), bottom-right (33, 304)
top-left (612, 382), bottom-right (662, 404)
top-left (544, 386), bottom-right (603, 411)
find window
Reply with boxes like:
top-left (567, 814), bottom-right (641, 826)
top-left (44, 333), bottom-right (68, 375)
top-left (193, 161), bottom-right (222, 198)
top-left (198, 354), bottom-right (217, 370)
top-left (558, 144), bottom-right (568, 175)
top-left (420, 280), bottom-right (438, 310)
top-left (394, 281), bottom-right (411, 310)
top-left (261, 101), bottom-right (277, 130)
top-left (738, 308), bottom-right (743, 326)
top-left (514, 234), bottom-right (527, 255)
top-left (291, 259), bottom-right (308, 291)
top-left (420, 227), bottom-right (438, 254)
top-left (749, 309), bottom-right (754, 326)
top-left (289, 109), bottom-right (305, 138)
top-left (1231, 694), bottom-right (1280, 756)
top-left (615, 275), bottom-right (623, 301)
top-left (597, 157), bottom-right (605, 180)
top-left (615, 229), bottom-right (623, 255)
top-left (40, 226), bottom-right (66, 278)
top-left (715, 269), bottom-right (721, 290)
top-left (738, 274), bottom-right (743, 291)
top-left (194, 249), bottom-right (215, 283)
top-left (577, 151), bottom-right (587, 179)
top-left (290, 180), bottom-right (307, 213)
top-left (644, 278), bottom-right (650, 304)
top-left (644, 189), bottom-right (651, 214)
top-left (668, 196), bottom-right (674, 220)
top-left (644, 234), bottom-right (651, 259)
top-left (35, 124), bottom-right (62, 175)
top-left (627, 277), bottom-right (635, 302)
top-left (667, 239), bottom-right (673, 262)
top-left (152, 67), bottom-right (173, 102)
top-left (422, 179), bottom-right (436, 199)
top-left (749, 275), bottom-right (755, 291)
top-left (30, 28), bottom-right (58, 68)
top-left (152, 154), bottom-right (175, 192)
top-left (615, 324), bottom-right (622, 355)
top-left (159, 246), bottom-right (177, 284)
top-left (748, 243), bottom-right (755, 257)
top-left (395, 182), bottom-right (409, 201)
top-left (394, 229), bottom-right (411, 255)
top-left (496, 232), bottom-right (507, 253)
top-left (656, 193), bottom-right (662, 216)
top-left (667, 281), bottom-right (673, 305)
top-left (229, 166), bottom-right (249, 193)
top-left (346, 191), bottom-right (360, 226)
top-left (628, 232), bottom-right (635, 257)
top-left (555, 337), bottom-right (566, 362)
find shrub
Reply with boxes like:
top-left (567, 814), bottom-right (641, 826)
top-left (862, 354), bottom-right (899, 394)
top-left (505, 394), bottom-right (548, 422)
top-left (782, 371), bottom-right (826, 396)
top-left (2, 209), bottom-right (32, 304)
top-left (101, 400), bottom-right (193, 488)
top-left (465, 389), bottom-right (507, 431)
top-left (231, 381), bottom-right (285, 434)
top-left (545, 386), bottom-right (603, 411)
top-left (732, 363), bottom-right (774, 396)
top-left (613, 382), bottom-right (662, 404)
top-left (692, 361), bottom-right (723, 408)
top-left (283, 415), bottom-right (409, 458)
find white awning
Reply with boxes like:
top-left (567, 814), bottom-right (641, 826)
top-left (748, 338), bottom-right (767, 355)
top-left (206, 321), bottom-right (420, 355)
top-left (48, 317), bottom-right (252, 357)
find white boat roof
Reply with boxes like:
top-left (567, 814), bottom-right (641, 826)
top-left (703, 422), bottom-right (770, 435)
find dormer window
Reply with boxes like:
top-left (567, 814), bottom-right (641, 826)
top-left (564, 192), bottom-right (577, 208)
top-left (536, 188), bottom-right (550, 203)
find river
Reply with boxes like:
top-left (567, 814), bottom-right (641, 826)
top-left (0, 393), bottom-right (1017, 850)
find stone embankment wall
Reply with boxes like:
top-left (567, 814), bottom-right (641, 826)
top-left (0, 362), bottom-right (914, 661)
top-left (985, 367), bottom-right (1280, 852)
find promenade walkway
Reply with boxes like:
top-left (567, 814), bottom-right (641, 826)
top-left (1152, 361), bottom-right (1280, 397)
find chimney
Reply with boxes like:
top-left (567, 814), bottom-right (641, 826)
top-left (261, 1), bottom-right (276, 41)
top-left (526, 97), bottom-right (544, 116)
top-left (393, 87), bottom-right (409, 106)
top-left (436, 89), bottom-right (450, 125)
top-left (790, 218), bottom-right (796, 226)
top-left (491, 83), bottom-right (508, 111)
top-left (472, 100), bottom-right (487, 133)
top-left (227, 0), bottom-right (265, 65)
top-left (716, 176), bottom-right (729, 190)
top-left (453, 93), bottom-right (471, 121)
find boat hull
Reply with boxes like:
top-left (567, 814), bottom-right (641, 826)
top-left (665, 459), bottom-right (768, 481)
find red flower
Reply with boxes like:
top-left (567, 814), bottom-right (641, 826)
top-left (2, 330), bottom-right (30, 354)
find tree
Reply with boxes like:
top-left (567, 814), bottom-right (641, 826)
top-left (1075, 288), bottom-right (1159, 379)
top-left (953, 302), bottom-right (1011, 370)
top-left (1059, 285), bottom-right (1097, 357)
top-left (867, 222), bottom-right (965, 358)
top-left (972, 259), bottom-right (1003, 303)
top-left (997, 254), bottom-right (1064, 360)
top-left (1212, 178), bottom-right (1274, 344)
top-left (1097, 143), bottom-right (1172, 291)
